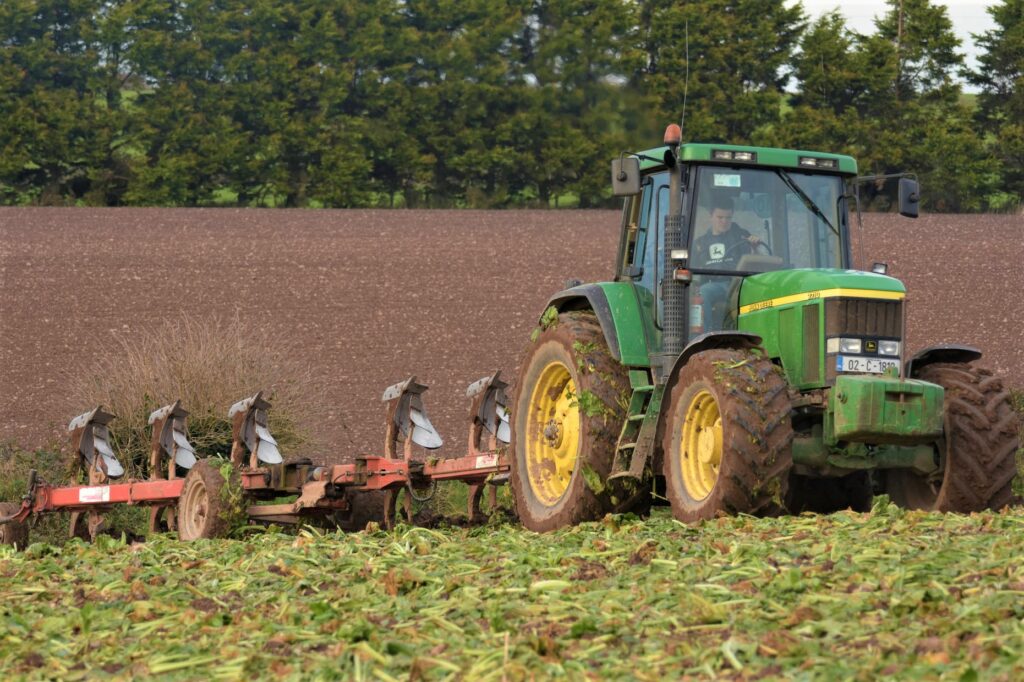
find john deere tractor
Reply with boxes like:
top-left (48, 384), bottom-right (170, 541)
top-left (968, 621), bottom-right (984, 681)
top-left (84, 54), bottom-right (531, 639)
top-left (509, 125), bottom-right (1020, 531)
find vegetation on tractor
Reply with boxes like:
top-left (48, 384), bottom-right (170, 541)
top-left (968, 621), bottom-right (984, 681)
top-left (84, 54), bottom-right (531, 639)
top-left (3, 506), bottom-right (1024, 679)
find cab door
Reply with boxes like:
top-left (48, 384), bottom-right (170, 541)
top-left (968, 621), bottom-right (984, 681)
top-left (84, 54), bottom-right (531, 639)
top-left (618, 170), bottom-right (670, 356)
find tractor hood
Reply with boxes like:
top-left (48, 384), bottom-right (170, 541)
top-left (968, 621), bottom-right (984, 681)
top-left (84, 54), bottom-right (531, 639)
top-left (738, 269), bottom-right (905, 315)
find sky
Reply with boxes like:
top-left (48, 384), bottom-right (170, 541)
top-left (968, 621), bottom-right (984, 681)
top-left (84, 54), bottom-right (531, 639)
top-left (792, 0), bottom-right (997, 87)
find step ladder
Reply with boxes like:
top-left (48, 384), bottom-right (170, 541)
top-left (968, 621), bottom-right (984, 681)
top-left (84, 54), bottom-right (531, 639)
top-left (608, 370), bottom-right (665, 481)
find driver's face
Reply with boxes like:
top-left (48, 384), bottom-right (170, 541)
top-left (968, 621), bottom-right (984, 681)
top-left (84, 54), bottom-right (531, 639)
top-left (711, 209), bottom-right (733, 234)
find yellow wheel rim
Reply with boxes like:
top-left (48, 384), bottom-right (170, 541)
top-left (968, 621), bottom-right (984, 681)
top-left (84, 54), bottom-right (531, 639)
top-left (678, 389), bottom-right (722, 501)
top-left (525, 361), bottom-right (581, 506)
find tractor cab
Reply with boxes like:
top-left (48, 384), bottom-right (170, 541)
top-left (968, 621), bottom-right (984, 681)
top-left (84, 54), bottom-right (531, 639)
top-left (612, 133), bottom-right (918, 389)
top-left (617, 156), bottom-right (851, 337)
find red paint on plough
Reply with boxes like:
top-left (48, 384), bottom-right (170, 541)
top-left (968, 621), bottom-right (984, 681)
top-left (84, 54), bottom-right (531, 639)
top-left (0, 373), bottom-right (512, 546)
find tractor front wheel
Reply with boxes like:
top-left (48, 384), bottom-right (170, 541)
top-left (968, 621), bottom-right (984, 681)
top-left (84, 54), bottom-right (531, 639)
top-left (660, 348), bottom-right (793, 523)
top-left (886, 362), bottom-right (1019, 511)
top-left (510, 311), bottom-right (632, 532)
top-left (178, 460), bottom-right (240, 540)
top-left (0, 503), bottom-right (29, 550)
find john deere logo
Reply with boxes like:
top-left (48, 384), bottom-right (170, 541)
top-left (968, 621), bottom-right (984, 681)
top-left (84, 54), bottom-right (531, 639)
top-left (865, 340), bottom-right (877, 353)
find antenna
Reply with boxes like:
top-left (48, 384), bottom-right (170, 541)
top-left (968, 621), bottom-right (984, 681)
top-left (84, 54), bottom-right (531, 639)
top-left (680, 20), bottom-right (689, 133)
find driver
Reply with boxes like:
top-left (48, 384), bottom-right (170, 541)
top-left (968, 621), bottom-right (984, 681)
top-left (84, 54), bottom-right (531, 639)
top-left (692, 198), bottom-right (762, 331)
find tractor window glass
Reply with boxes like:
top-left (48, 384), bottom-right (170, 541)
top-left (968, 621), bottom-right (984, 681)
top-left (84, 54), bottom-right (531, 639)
top-left (691, 166), bottom-right (843, 272)
top-left (636, 172), bottom-right (669, 293)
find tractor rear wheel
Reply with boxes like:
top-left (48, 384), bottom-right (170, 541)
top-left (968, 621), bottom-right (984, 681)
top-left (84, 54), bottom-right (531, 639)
top-left (661, 348), bottom-right (793, 523)
top-left (886, 362), bottom-right (1019, 511)
top-left (0, 503), bottom-right (29, 550)
top-left (178, 460), bottom-right (240, 540)
top-left (510, 311), bottom-right (633, 532)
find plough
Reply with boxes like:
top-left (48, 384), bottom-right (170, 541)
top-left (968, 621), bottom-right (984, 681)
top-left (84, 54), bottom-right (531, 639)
top-left (0, 373), bottom-right (513, 546)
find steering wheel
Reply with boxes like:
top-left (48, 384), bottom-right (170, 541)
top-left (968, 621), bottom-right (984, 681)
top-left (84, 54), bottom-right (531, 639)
top-left (723, 237), bottom-right (772, 257)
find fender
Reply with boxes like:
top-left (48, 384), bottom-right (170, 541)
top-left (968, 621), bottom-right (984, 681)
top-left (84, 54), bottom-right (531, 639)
top-left (663, 331), bottom-right (764, 394)
top-left (905, 344), bottom-right (981, 377)
top-left (545, 285), bottom-right (622, 361)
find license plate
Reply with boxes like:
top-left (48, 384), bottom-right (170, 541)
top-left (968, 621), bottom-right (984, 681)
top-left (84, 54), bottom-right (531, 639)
top-left (836, 355), bottom-right (900, 375)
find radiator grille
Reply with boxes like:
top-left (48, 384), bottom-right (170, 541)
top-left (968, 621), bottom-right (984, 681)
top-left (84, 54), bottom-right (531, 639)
top-left (825, 299), bottom-right (902, 338)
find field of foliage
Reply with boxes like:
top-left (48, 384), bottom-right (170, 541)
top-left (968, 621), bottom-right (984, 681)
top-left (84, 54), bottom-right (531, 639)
top-left (2, 501), bottom-right (1024, 680)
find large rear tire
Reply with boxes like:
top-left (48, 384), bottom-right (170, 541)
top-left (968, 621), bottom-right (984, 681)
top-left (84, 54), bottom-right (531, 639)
top-left (0, 503), bottom-right (29, 550)
top-left (510, 311), bottom-right (633, 532)
top-left (886, 362), bottom-right (1019, 511)
top-left (660, 348), bottom-right (793, 523)
top-left (178, 460), bottom-right (240, 540)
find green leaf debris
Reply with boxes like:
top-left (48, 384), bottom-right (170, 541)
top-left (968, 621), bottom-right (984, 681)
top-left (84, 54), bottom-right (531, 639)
top-left (2, 504), bottom-right (1024, 679)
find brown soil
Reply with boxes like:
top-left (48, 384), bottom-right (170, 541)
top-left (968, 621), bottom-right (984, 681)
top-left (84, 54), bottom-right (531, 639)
top-left (1, 209), bottom-right (1021, 459)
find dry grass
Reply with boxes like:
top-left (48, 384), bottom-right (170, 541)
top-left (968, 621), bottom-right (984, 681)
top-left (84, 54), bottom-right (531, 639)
top-left (65, 315), bottom-right (325, 477)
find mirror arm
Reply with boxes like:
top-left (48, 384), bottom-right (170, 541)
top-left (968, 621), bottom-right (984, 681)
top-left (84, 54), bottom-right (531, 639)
top-left (853, 172), bottom-right (918, 185)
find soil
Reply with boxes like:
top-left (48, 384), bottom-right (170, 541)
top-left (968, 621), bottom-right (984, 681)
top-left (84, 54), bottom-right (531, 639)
top-left (1, 208), bottom-right (1021, 460)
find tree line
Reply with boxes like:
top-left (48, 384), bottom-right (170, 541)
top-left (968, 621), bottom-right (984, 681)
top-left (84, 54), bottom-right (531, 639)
top-left (0, 0), bottom-right (1020, 211)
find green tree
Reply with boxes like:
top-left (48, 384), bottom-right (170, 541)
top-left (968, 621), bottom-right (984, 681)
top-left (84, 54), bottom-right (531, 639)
top-left (873, 0), bottom-right (962, 104)
top-left (120, 0), bottom-right (245, 205)
top-left (967, 0), bottom-right (1023, 208)
top-left (633, 0), bottom-right (804, 143)
top-left (0, 0), bottom-right (113, 204)
top-left (866, 0), bottom-right (999, 211)
top-left (511, 0), bottom-right (635, 207)
top-left (778, 0), bottom-right (1003, 211)
top-left (221, 1), bottom-right (375, 207)
top-left (771, 12), bottom-right (877, 157)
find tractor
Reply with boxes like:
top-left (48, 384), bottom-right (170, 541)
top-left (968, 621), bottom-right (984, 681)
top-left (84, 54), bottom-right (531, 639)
top-left (509, 124), bottom-right (1020, 531)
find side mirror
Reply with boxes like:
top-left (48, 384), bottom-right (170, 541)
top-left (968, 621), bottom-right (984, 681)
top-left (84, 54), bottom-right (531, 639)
top-left (898, 177), bottom-right (919, 218)
top-left (611, 157), bottom-right (640, 196)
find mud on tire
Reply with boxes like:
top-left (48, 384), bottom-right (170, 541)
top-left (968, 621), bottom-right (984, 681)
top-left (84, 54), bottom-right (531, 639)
top-left (510, 311), bottom-right (635, 532)
top-left (660, 347), bottom-right (793, 523)
top-left (886, 362), bottom-right (1019, 511)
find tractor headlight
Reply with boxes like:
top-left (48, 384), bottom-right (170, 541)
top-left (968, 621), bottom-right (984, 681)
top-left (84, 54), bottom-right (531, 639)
top-left (878, 340), bottom-right (901, 356)
top-left (839, 338), bottom-right (862, 354)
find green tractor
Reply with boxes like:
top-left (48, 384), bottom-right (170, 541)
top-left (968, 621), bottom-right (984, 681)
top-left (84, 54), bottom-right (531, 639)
top-left (509, 125), bottom-right (1020, 531)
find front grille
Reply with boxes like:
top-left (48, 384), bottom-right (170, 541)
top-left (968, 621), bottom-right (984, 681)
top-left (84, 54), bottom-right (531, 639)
top-left (825, 299), bottom-right (902, 338)
top-left (824, 298), bottom-right (903, 383)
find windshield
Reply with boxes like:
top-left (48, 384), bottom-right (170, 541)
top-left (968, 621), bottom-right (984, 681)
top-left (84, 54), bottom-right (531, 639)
top-left (689, 166), bottom-right (845, 272)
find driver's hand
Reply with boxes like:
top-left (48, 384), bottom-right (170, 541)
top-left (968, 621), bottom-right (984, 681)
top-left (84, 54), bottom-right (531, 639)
top-left (746, 235), bottom-right (761, 246)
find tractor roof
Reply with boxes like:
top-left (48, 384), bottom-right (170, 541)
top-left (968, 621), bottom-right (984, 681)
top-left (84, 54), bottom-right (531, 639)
top-left (636, 143), bottom-right (857, 175)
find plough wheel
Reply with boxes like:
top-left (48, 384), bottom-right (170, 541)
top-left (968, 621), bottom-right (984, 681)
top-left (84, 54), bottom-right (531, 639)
top-left (0, 503), bottom-right (29, 550)
top-left (510, 311), bottom-right (632, 532)
top-left (178, 460), bottom-right (238, 541)
top-left (886, 362), bottom-right (1019, 512)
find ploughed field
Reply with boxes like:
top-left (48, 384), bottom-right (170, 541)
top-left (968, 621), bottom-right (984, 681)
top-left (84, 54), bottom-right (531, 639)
top-left (1, 209), bottom-right (1022, 456)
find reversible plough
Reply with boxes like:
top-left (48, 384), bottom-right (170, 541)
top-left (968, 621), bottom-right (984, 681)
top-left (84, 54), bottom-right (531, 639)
top-left (0, 373), bottom-right (513, 546)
